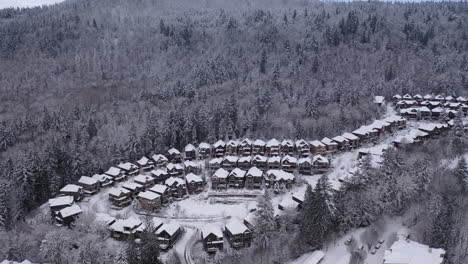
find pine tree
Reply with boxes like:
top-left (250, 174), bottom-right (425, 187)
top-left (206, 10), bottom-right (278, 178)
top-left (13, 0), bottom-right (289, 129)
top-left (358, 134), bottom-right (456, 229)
top-left (451, 111), bottom-right (466, 155)
top-left (254, 190), bottom-right (276, 249)
top-left (139, 219), bottom-right (162, 264)
top-left (456, 158), bottom-right (468, 193)
top-left (259, 50), bottom-right (267, 74)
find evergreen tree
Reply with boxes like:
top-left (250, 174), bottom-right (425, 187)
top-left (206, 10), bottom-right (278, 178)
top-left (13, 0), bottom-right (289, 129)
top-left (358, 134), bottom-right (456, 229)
top-left (259, 50), bottom-right (267, 74)
top-left (254, 190), bottom-right (276, 249)
top-left (456, 158), bottom-right (468, 193)
top-left (451, 111), bottom-right (466, 155)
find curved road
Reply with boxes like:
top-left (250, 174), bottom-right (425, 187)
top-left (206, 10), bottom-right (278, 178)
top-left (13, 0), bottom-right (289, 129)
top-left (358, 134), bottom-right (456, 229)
top-left (184, 227), bottom-right (199, 264)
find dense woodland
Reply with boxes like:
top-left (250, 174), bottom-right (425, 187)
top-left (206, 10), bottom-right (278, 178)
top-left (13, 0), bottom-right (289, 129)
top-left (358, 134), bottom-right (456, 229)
top-left (0, 0), bottom-right (468, 263)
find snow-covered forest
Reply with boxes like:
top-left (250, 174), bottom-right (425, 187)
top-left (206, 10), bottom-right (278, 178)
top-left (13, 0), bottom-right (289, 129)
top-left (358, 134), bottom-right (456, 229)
top-left (0, 0), bottom-right (468, 263)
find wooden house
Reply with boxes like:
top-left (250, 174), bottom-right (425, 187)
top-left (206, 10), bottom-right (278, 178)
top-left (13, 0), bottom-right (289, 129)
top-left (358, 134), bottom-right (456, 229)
top-left (369, 120), bottom-right (392, 135)
top-left (392, 94), bottom-right (402, 101)
top-left (392, 135), bottom-right (414, 148)
top-left (239, 138), bottom-right (253, 156)
top-left (211, 168), bottom-right (229, 190)
top-left (243, 212), bottom-right (256, 231)
top-left (165, 177), bottom-right (187, 199)
top-left (55, 204), bottom-right (82, 227)
top-left (228, 168), bottom-right (247, 188)
top-left (434, 95), bottom-right (445, 101)
top-left (59, 184), bottom-right (84, 202)
top-left (419, 106), bottom-right (432, 120)
top-left (446, 95), bottom-right (456, 102)
top-left (137, 191), bottom-right (162, 212)
top-left (265, 170), bottom-right (295, 190)
top-left (167, 148), bottom-right (182, 163)
top-left (198, 142), bottom-right (212, 159)
top-left (309, 140), bottom-right (326, 154)
top-left (134, 174), bottom-right (155, 189)
top-left (92, 174), bottom-right (114, 188)
top-left (402, 94), bottom-right (412, 100)
top-left (429, 101), bottom-right (441, 109)
top-left (221, 156), bottom-right (238, 171)
top-left (166, 163), bottom-right (184, 177)
top-left (342, 132), bottom-right (360, 148)
top-left (400, 107), bottom-right (418, 120)
top-left (150, 168), bottom-right (170, 184)
top-left (49, 196), bottom-right (74, 216)
top-left (420, 100), bottom-right (431, 107)
top-left (109, 218), bottom-right (145, 241)
top-left (185, 173), bottom-right (204, 194)
top-left (413, 94), bottom-right (423, 102)
top-left (312, 155), bottom-right (330, 173)
top-left (122, 182), bottom-right (144, 196)
top-left (184, 160), bottom-right (200, 174)
top-left (136, 156), bottom-right (155, 172)
top-left (295, 139), bottom-right (310, 157)
top-left (374, 96), bottom-right (385, 106)
top-left (449, 102), bottom-right (463, 111)
top-left (108, 188), bottom-right (132, 208)
top-left (431, 107), bottom-right (443, 119)
top-left (252, 139), bottom-right (266, 155)
top-left (266, 139), bottom-right (281, 156)
top-left (352, 127), bottom-right (371, 143)
top-left (281, 155), bottom-right (297, 172)
top-left (245, 167), bottom-right (263, 189)
top-left (394, 116), bottom-right (407, 129)
top-left (278, 198), bottom-right (299, 211)
top-left (225, 220), bottom-right (252, 248)
top-left (280, 140), bottom-right (294, 156)
top-left (292, 192), bottom-right (305, 209)
top-left (321, 137), bottom-right (338, 153)
top-left (332, 136), bottom-right (350, 151)
top-left (184, 144), bottom-right (197, 161)
top-left (201, 224), bottom-right (224, 253)
top-left (418, 123), bottom-right (440, 137)
top-left (252, 155), bottom-right (268, 170)
top-left (105, 167), bottom-right (126, 182)
top-left (267, 156), bottom-right (281, 170)
top-left (78, 176), bottom-right (100, 195)
top-left (156, 223), bottom-right (182, 250)
top-left (456, 96), bottom-right (467, 103)
top-left (152, 154), bottom-right (169, 167)
top-left (208, 158), bottom-right (222, 171)
top-left (118, 162), bottom-right (139, 177)
top-left (395, 100), bottom-right (406, 109)
top-left (423, 94), bottom-right (434, 101)
top-left (297, 157), bottom-right (312, 175)
top-left (212, 140), bottom-right (226, 158)
top-left (149, 184), bottom-right (172, 205)
top-left (226, 140), bottom-right (239, 156)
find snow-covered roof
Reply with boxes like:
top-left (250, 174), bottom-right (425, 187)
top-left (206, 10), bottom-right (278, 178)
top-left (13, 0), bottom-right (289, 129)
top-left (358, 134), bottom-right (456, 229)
top-left (184, 160), bottom-right (198, 168)
top-left (449, 102), bottom-right (462, 107)
top-left (419, 106), bottom-right (431, 112)
top-left (213, 168), bottom-right (229, 179)
top-left (445, 95), bottom-right (454, 101)
top-left (229, 168), bottom-right (247, 178)
top-left (420, 100), bottom-right (430, 105)
top-left (225, 219), bottom-right (250, 235)
top-left (332, 135), bottom-right (348, 143)
top-left (313, 155), bottom-right (329, 164)
top-left (78, 176), bottom-right (98, 186)
top-left (201, 224), bottom-right (223, 239)
top-left (95, 213), bottom-right (116, 225)
top-left (209, 158), bottom-right (222, 165)
top-left (185, 173), bottom-right (203, 183)
top-left (213, 140), bottom-right (225, 148)
top-left (138, 190), bottom-right (160, 200)
top-left (374, 96), bottom-right (385, 104)
top-left (342, 132), bottom-right (359, 141)
top-left (49, 196), bottom-right (74, 208)
top-left (369, 120), bottom-right (391, 130)
top-left (278, 198), bottom-right (298, 210)
top-left (122, 182), bottom-right (143, 191)
top-left (266, 138), bottom-right (280, 147)
top-left (240, 138), bottom-right (252, 146)
top-left (292, 191), bottom-right (305, 203)
top-left (150, 184), bottom-right (168, 194)
top-left (409, 129), bottom-right (429, 139)
top-left (118, 162), bottom-right (138, 171)
top-left (267, 156), bottom-right (281, 163)
top-left (383, 239), bottom-right (445, 264)
top-left (434, 95), bottom-right (444, 100)
top-left (253, 139), bottom-right (266, 146)
top-left (109, 218), bottom-right (143, 233)
top-left (244, 212), bottom-right (256, 225)
top-left (168, 148), bottom-right (181, 155)
top-left (282, 155), bottom-right (297, 163)
top-left (134, 174), bottom-right (153, 183)
top-left (423, 94), bottom-right (433, 100)
top-left (419, 123), bottom-right (438, 132)
top-left (456, 96), bottom-right (467, 102)
top-left (165, 177), bottom-right (185, 186)
top-left (136, 156), bottom-right (151, 166)
top-left (281, 139), bottom-right (294, 147)
top-left (199, 142), bottom-right (211, 149)
top-left (295, 139), bottom-right (309, 147)
top-left (266, 170), bottom-right (295, 181)
top-left (226, 140), bottom-right (239, 147)
top-left (156, 223), bottom-right (181, 236)
top-left (393, 94), bottom-right (402, 99)
top-left (429, 101), bottom-right (440, 106)
top-left (238, 156), bottom-right (252, 163)
top-left (59, 204), bottom-right (82, 218)
top-left (403, 94), bottom-right (412, 99)
top-left (393, 135), bottom-right (414, 145)
top-left (105, 167), bottom-right (121, 176)
top-left (151, 168), bottom-right (168, 177)
top-left (166, 163), bottom-right (183, 170)
top-left (152, 154), bottom-right (168, 162)
top-left (309, 140), bottom-right (325, 147)
top-left (247, 167), bottom-right (263, 177)
top-left (298, 157), bottom-right (312, 165)
top-left (321, 137), bottom-right (338, 146)
top-left (92, 174), bottom-right (112, 182)
top-left (108, 188), bottom-right (131, 197)
top-left (184, 144), bottom-right (196, 152)
top-left (223, 155), bottom-right (239, 163)
top-left (60, 184), bottom-right (82, 193)
top-left (413, 94), bottom-right (423, 99)
top-left (252, 155), bottom-right (268, 162)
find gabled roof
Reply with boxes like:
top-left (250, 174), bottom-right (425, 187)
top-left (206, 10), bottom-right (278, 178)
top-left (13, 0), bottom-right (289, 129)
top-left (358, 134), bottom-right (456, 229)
top-left (185, 173), bottom-right (203, 183)
top-left (298, 157), bottom-right (312, 165)
top-left (58, 204), bottom-right (82, 218)
top-left (78, 176), bottom-right (98, 185)
top-left (431, 107), bottom-right (444, 113)
top-left (150, 168), bottom-right (168, 177)
top-left (209, 158), bottom-right (222, 165)
top-left (429, 101), bottom-right (440, 106)
top-left (122, 182), bottom-right (143, 191)
top-left (229, 168), bottom-right (247, 178)
top-left (184, 160), bottom-right (198, 167)
top-left (60, 184), bottom-right (82, 193)
top-left (225, 219), bottom-right (250, 235)
top-left (105, 167), bottom-right (121, 176)
top-left (420, 100), bottom-right (430, 106)
top-left (403, 94), bottom-right (412, 99)
top-left (266, 138), bottom-right (280, 147)
top-left (419, 106), bottom-right (431, 112)
top-left (238, 156), bottom-right (252, 163)
top-left (247, 167), bottom-right (263, 177)
top-left (213, 140), bottom-right (226, 148)
top-left (252, 155), bottom-right (268, 162)
top-left (168, 148), bottom-right (181, 155)
top-left (434, 95), bottom-right (444, 100)
top-left (165, 177), bottom-right (185, 186)
top-left (138, 190), bottom-right (160, 200)
top-left (118, 162), bottom-right (138, 171)
top-left (321, 137), bottom-right (338, 146)
top-left (109, 218), bottom-right (143, 233)
top-left (253, 139), bottom-right (266, 146)
top-left (166, 163), bottom-right (183, 170)
top-left (199, 142), bottom-right (211, 149)
top-left (413, 94), bottom-right (423, 99)
top-left (295, 139), bottom-right (309, 148)
top-left (223, 155), bottom-right (238, 163)
top-left (226, 140), bottom-right (239, 147)
top-left (313, 155), bottom-right (329, 164)
top-left (202, 224), bottom-right (223, 239)
top-left (280, 139), bottom-right (294, 147)
top-left (152, 154), bottom-right (168, 162)
top-left (150, 184), bottom-right (169, 194)
top-left (184, 144), bottom-right (196, 152)
top-left (393, 94), bottom-right (402, 99)
top-left (267, 156), bottom-right (281, 163)
top-left (134, 174), bottom-right (153, 183)
top-left (266, 169), bottom-right (295, 181)
top-left (309, 140), bottom-right (325, 147)
top-left (456, 96), bottom-right (467, 102)
top-left (92, 174), bottom-right (112, 182)
top-left (213, 168), bottom-right (229, 179)
top-left (445, 95), bottom-right (454, 101)
top-left (423, 94), bottom-right (433, 100)
top-left (49, 196), bottom-right (74, 208)
top-left (383, 239), bottom-right (445, 264)
top-left (281, 155), bottom-right (297, 163)
top-left (342, 132), bottom-right (359, 141)
top-left (136, 156), bottom-right (151, 166)
top-left (240, 138), bottom-right (252, 146)
top-left (332, 135), bottom-right (348, 143)
top-left (108, 188), bottom-right (131, 197)
top-left (156, 223), bottom-right (181, 236)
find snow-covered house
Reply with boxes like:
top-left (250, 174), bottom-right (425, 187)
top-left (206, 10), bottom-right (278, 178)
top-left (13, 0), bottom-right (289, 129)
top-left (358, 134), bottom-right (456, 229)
top-left (117, 162), bottom-right (139, 176)
top-left (321, 137), bottom-right (338, 153)
top-left (156, 223), bottom-right (182, 250)
top-left (184, 144), bottom-right (197, 161)
top-left (165, 177), bottom-right (187, 199)
top-left (55, 204), bottom-right (82, 227)
top-left (309, 140), bottom-right (326, 154)
top-left (136, 156), bottom-right (155, 171)
top-left (298, 157), bottom-right (312, 175)
top-left (392, 94), bottom-right (402, 101)
top-left (419, 106), bottom-right (432, 119)
top-left (166, 162), bottom-right (184, 177)
top-left (312, 155), bottom-right (330, 173)
top-left (243, 212), bottom-right (256, 231)
top-left (292, 191), bottom-right (305, 208)
top-left (228, 168), bottom-right (247, 188)
top-left (226, 140), bottom-right (239, 155)
top-left (77, 176), bottom-right (100, 195)
top-left (134, 174), bottom-right (155, 189)
top-left (167, 148), bottom-right (182, 163)
top-left (152, 154), bottom-right (169, 167)
top-left (108, 188), bottom-right (132, 208)
top-left (278, 197), bottom-right (299, 211)
top-left (239, 138), bottom-right (253, 156)
top-left (265, 170), bottom-right (295, 189)
top-left (149, 184), bottom-right (172, 205)
top-left (434, 94), bottom-right (445, 101)
top-left (122, 182), bottom-right (144, 196)
top-left (392, 135), bottom-right (414, 148)
top-left (59, 184), bottom-right (84, 202)
top-left (374, 96), bottom-right (385, 106)
top-left (252, 155), bottom-right (268, 170)
top-left (109, 218), bottom-right (145, 241)
top-left (150, 168), bottom-right (169, 184)
top-left (212, 140), bottom-right (226, 158)
top-left (383, 238), bottom-right (445, 264)
top-left (402, 94), bottom-right (412, 100)
top-left (295, 139), bottom-right (310, 157)
top-left (201, 224), bottom-right (224, 253)
top-left (423, 94), bottom-right (434, 101)
top-left (267, 156), bottom-right (281, 170)
top-left (208, 157), bottom-right (222, 170)
top-left (252, 139), bottom-right (266, 155)
top-left (137, 191), bottom-right (162, 212)
top-left (332, 135), bottom-right (350, 151)
top-left (105, 167), bottom-right (126, 182)
top-left (245, 167), bottom-right (263, 189)
top-left (224, 219), bottom-right (252, 248)
top-left (211, 168), bottom-right (229, 190)
top-left (266, 138), bottom-right (280, 157)
top-left (185, 173), bottom-right (203, 194)
top-left (445, 95), bottom-right (455, 102)
top-left (184, 160), bottom-right (200, 174)
top-left (92, 173), bottom-right (114, 188)
top-left (48, 196), bottom-right (74, 215)
top-left (237, 156), bottom-right (252, 170)
top-left (198, 142), bottom-right (212, 159)
top-left (342, 132), bottom-right (360, 148)
top-left (280, 139), bottom-right (294, 156)
top-left (281, 155), bottom-right (297, 172)
top-left (413, 94), bottom-right (423, 102)
top-left (221, 155), bottom-right (238, 171)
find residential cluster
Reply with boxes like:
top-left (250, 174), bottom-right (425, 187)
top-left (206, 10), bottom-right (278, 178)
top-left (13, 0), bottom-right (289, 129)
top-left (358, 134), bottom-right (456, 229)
top-left (393, 94), bottom-right (467, 120)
